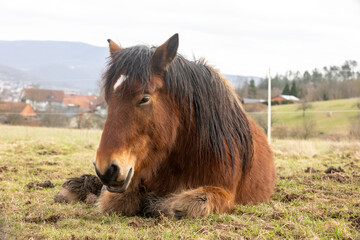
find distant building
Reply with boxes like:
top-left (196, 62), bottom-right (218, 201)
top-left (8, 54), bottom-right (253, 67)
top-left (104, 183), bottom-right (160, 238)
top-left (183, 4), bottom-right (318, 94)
top-left (21, 88), bottom-right (65, 112)
top-left (0, 102), bottom-right (37, 124)
top-left (94, 95), bottom-right (106, 108)
top-left (63, 94), bottom-right (97, 112)
top-left (242, 98), bottom-right (266, 104)
top-left (0, 102), bottom-right (37, 117)
top-left (0, 93), bottom-right (13, 102)
top-left (271, 95), bottom-right (300, 103)
top-left (94, 95), bottom-right (107, 117)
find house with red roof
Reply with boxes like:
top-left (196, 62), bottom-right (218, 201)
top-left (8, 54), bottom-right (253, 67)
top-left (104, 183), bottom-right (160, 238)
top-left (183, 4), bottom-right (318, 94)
top-left (0, 102), bottom-right (37, 117)
top-left (21, 88), bottom-right (65, 112)
top-left (271, 95), bottom-right (300, 104)
top-left (63, 94), bottom-right (97, 112)
top-left (0, 102), bottom-right (37, 124)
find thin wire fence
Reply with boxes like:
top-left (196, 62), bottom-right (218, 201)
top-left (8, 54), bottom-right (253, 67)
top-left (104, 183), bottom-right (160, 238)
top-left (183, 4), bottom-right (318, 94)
top-left (0, 112), bottom-right (106, 115)
top-left (249, 110), bottom-right (360, 114)
top-left (248, 109), bottom-right (360, 140)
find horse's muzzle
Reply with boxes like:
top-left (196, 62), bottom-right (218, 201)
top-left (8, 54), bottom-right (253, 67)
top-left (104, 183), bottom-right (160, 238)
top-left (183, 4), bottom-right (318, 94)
top-left (105, 167), bottom-right (133, 193)
top-left (93, 160), bottom-right (134, 193)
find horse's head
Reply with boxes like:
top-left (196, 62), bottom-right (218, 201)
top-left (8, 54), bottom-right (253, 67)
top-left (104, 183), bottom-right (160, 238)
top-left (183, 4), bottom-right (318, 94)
top-left (94, 34), bottom-right (180, 193)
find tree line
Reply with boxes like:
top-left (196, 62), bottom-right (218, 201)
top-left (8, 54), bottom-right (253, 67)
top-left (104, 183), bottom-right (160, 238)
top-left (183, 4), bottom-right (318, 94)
top-left (237, 60), bottom-right (360, 101)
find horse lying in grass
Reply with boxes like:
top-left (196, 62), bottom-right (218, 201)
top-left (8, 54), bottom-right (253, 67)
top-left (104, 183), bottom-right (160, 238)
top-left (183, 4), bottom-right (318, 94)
top-left (55, 34), bottom-right (276, 218)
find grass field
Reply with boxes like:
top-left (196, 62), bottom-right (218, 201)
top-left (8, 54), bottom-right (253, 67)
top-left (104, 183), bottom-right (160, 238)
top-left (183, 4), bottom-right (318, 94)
top-left (0, 125), bottom-right (360, 239)
top-left (270, 98), bottom-right (360, 136)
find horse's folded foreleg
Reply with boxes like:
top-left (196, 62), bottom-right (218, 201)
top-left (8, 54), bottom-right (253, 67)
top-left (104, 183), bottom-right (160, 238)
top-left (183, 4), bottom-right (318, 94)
top-left (54, 174), bottom-right (103, 204)
top-left (145, 186), bottom-right (235, 218)
top-left (97, 187), bottom-right (143, 216)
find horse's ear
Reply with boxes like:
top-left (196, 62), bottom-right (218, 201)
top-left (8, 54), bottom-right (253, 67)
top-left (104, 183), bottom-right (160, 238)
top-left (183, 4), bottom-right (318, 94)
top-left (107, 39), bottom-right (123, 55)
top-left (152, 33), bottom-right (179, 74)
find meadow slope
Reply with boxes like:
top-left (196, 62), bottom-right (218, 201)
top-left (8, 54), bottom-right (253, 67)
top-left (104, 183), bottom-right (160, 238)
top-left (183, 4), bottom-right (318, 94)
top-left (270, 97), bottom-right (360, 136)
top-left (0, 125), bottom-right (359, 239)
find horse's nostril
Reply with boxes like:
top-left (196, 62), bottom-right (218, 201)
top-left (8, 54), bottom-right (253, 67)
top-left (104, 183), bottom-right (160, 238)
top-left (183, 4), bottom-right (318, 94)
top-left (109, 163), bottom-right (120, 181)
top-left (94, 162), bottom-right (120, 184)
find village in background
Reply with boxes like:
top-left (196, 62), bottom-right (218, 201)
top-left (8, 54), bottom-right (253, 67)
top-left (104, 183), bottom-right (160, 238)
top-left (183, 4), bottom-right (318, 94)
top-left (0, 71), bottom-right (301, 130)
top-left (0, 85), bottom-right (107, 128)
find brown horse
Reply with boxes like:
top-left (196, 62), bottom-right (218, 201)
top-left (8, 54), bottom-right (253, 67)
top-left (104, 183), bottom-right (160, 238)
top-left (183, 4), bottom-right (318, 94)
top-left (56, 34), bottom-right (275, 218)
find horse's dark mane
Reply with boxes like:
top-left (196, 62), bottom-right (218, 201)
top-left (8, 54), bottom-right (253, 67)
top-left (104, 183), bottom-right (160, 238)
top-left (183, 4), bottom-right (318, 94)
top-left (103, 45), bottom-right (253, 175)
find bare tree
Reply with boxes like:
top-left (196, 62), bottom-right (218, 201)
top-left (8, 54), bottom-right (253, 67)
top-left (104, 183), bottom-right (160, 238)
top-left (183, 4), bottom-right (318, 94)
top-left (253, 113), bottom-right (278, 134)
top-left (41, 113), bottom-right (69, 127)
top-left (355, 100), bottom-right (360, 111)
top-left (350, 101), bottom-right (360, 139)
top-left (300, 117), bottom-right (317, 139)
top-left (297, 100), bottom-right (313, 118)
top-left (7, 114), bottom-right (25, 125)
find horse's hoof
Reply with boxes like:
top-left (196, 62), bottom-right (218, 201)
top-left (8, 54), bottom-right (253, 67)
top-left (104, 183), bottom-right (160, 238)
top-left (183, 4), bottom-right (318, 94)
top-left (85, 193), bottom-right (98, 205)
top-left (54, 192), bottom-right (69, 203)
top-left (54, 188), bottom-right (77, 203)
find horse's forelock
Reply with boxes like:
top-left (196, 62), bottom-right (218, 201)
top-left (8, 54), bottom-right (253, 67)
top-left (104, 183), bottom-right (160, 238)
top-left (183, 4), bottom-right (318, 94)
top-left (103, 45), bottom-right (154, 100)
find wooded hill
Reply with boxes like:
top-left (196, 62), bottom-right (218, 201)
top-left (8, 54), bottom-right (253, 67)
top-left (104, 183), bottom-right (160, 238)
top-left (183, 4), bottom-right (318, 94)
top-left (237, 60), bottom-right (360, 102)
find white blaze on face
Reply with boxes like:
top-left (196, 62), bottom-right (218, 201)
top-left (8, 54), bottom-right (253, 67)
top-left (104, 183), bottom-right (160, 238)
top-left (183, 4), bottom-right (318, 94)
top-left (113, 75), bottom-right (127, 91)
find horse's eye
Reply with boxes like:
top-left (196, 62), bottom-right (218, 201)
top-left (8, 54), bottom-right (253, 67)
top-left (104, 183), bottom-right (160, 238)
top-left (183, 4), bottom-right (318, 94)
top-left (139, 96), bottom-right (151, 105)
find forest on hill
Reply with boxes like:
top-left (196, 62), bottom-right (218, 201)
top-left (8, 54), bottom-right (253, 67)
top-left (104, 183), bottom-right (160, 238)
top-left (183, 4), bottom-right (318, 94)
top-left (237, 60), bottom-right (360, 101)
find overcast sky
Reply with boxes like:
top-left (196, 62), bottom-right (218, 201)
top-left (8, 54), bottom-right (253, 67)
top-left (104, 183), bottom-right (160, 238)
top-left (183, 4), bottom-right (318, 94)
top-left (1, 0), bottom-right (360, 77)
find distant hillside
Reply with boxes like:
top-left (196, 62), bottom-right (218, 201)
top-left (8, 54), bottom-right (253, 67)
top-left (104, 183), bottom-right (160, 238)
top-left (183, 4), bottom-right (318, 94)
top-left (0, 40), bottom-right (261, 92)
top-left (0, 41), bottom-right (109, 92)
top-left (270, 98), bottom-right (360, 135)
top-left (0, 64), bottom-right (44, 83)
top-left (224, 74), bottom-right (263, 88)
